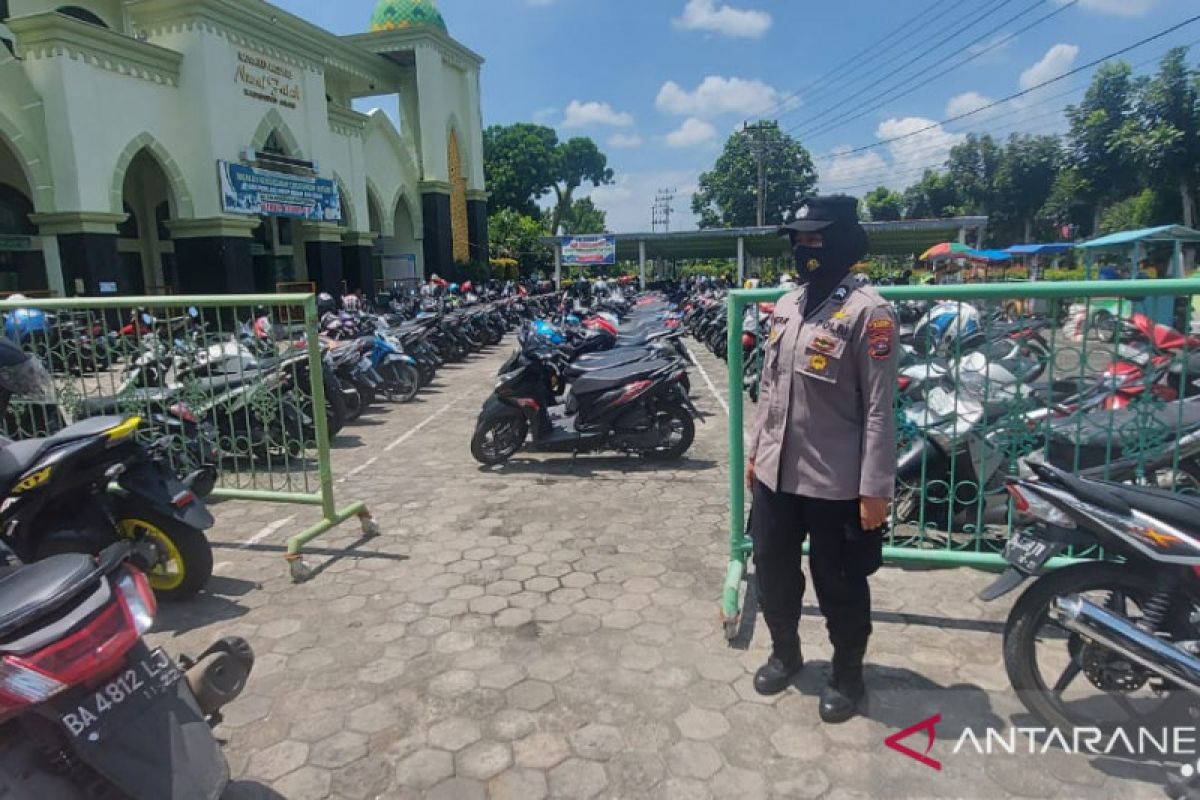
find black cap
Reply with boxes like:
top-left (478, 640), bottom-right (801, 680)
top-left (778, 195), bottom-right (861, 235)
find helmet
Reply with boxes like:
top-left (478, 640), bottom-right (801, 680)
top-left (449, 283), bottom-right (460, 294)
top-left (462, 281), bottom-right (473, 294)
top-left (565, 314), bottom-right (581, 326)
top-left (317, 292), bottom-right (336, 316)
top-left (532, 319), bottom-right (565, 345)
top-left (0, 337), bottom-right (54, 403)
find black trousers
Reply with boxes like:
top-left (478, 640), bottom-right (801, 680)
top-left (751, 480), bottom-right (878, 655)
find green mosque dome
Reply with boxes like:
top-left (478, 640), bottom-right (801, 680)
top-left (369, 0), bottom-right (448, 33)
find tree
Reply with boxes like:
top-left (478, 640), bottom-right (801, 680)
top-left (902, 170), bottom-right (963, 220)
top-left (863, 186), bottom-right (904, 221)
top-left (549, 138), bottom-right (613, 236)
top-left (1064, 61), bottom-right (1140, 233)
top-left (488, 208), bottom-right (551, 277)
top-left (994, 134), bottom-right (1062, 242)
top-left (1040, 167), bottom-right (1092, 236)
top-left (483, 124), bottom-right (559, 217)
top-left (1100, 188), bottom-right (1157, 234)
top-left (559, 197), bottom-right (607, 234)
top-left (1114, 47), bottom-right (1200, 227)
top-left (946, 134), bottom-right (1003, 215)
top-left (692, 122), bottom-right (817, 229)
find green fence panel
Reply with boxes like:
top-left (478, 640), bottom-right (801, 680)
top-left (720, 277), bottom-right (1200, 634)
top-left (0, 293), bottom-right (376, 582)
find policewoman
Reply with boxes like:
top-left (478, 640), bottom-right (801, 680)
top-left (746, 195), bottom-right (898, 723)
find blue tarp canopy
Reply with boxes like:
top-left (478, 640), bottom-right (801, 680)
top-left (1077, 225), bottom-right (1200, 250)
top-left (1006, 243), bottom-right (1074, 255)
top-left (969, 249), bottom-right (1013, 263)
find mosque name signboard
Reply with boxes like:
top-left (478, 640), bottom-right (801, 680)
top-left (235, 50), bottom-right (301, 110)
top-left (218, 161), bottom-right (342, 222)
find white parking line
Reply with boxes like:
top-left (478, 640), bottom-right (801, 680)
top-left (242, 515), bottom-right (296, 549)
top-left (686, 346), bottom-right (730, 416)
top-left (384, 395), bottom-right (466, 452)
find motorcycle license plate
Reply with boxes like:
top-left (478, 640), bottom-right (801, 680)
top-left (1003, 534), bottom-right (1059, 574)
top-left (60, 648), bottom-right (183, 742)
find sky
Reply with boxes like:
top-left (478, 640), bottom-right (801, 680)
top-left (274, 0), bottom-right (1200, 233)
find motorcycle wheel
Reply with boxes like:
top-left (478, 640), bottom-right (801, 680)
top-left (386, 363), bottom-right (420, 403)
top-left (471, 416), bottom-right (528, 465)
top-left (1003, 561), bottom-right (1184, 731)
top-left (643, 403), bottom-right (695, 461)
top-left (116, 509), bottom-right (213, 601)
top-left (343, 387), bottom-right (364, 422)
top-left (325, 382), bottom-right (347, 438)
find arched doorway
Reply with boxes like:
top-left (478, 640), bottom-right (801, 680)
top-left (379, 194), bottom-right (420, 290)
top-left (250, 130), bottom-right (297, 292)
top-left (118, 149), bottom-right (175, 294)
top-left (0, 133), bottom-right (46, 293)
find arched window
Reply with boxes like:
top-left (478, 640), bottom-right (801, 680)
top-left (262, 131), bottom-right (287, 156)
top-left (117, 202), bottom-right (139, 240)
top-left (56, 6), bottom-right (108, 27)
top-left (155, 201), bottom-right (171, 241)
top-left (0, 184), bottom-right (33, 235)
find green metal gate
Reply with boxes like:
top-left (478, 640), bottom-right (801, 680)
top-left (721, 277), bottom-right (1200, 631)
top-left (0, 293), bottom-right (374, 582)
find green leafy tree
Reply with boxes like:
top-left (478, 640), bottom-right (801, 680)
top-left (488, 208), bottom-right (551, 277)
top-left (994, 134), bottom-right (1062, 242)
top-left (549, 139), bottom-right (613, 235)
top-left (1100, 188), bottom-right (1158, 233)
top-left (1064, 61), bottom-right (1140, 234)
top-left (1040, 167), bottom-right (1092, 236)
top-left (483, 124), bottom-right (559, 217)
top-left (902, 170), bottom-right (963, 219)
top-left (863, 186), bottom-right (904, 221)
top-left (1113, 47), bottom-right (1200, 227)
top-left (946, 134), bottom-right (1003, 214)
top-left (692, 122), bottom-right (818, 229)
top-left (559, 197), bottom-right (607, 234)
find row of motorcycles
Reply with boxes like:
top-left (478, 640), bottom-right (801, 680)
top-left (686, 284), bottom-right (1200, 795)
top-left (0, 290), bottom-right (550, 797)
top-left (471, 289), bottom-right (704, 465)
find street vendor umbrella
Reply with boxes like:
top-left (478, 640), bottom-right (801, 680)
top-left (919, 242), bottom-right (975, 261)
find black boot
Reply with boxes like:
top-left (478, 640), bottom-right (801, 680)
top-left (819, 647), bottom-right (866, 723)
top-left (754, 640), bottom-right (803, 695)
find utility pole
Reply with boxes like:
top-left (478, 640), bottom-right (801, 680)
top-left (654, 188), bottom-right (677, 233)
top-left (743, 121), bottom-right (776, 228)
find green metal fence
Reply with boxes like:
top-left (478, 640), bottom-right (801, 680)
top-left (0, 293), bottom-right (374, 582)
top-left (721, 277), bottom-right (1200, 632)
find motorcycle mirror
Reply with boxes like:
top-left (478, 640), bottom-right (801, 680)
top-left (188, 306), bottom-right (199, 318)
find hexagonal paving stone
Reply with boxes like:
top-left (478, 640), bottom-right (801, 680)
top-left (619, 644), bottom-right (663, 672)
top-left (427, 777), bottom-right (485, 800)
top-left (526, 656), bottom-right (572, 683)
top-left (489, 768), bottom-right (549, 800)
top-left (524, 576), bottom-right (560, 593)
top-left (429, 670), bottom-right (479, 698)
top-left (612, 593), bottom-right (651, 611)
top-left (468, 595), bottom-right (508, 615)
top-left (310, 730), bottom-right (369, 770)
top-left (502, 565), bottom-right (538, 582)
top-left (514, 731), bottom-right (571, 770)
top-left (486, 580), bottom-right (522, 596)
top-left (456, 739), bottom-right (513, 781)
top-left (695, 656), bottom-right (745, 684)
top-left (272, 765), bottom-right (332, 800)
top-left (665, 741), bottom-right (723, 780)
top-left (494, 607), bottom-right (534, 628)
top-left (247, 740), bottom-right (309, 781)
top-left (357, 656), bottom-right (407, 685)
top-left (601, 610), bottom-right (641, 630)
top-left (674, 707), bottom-right (731, 741)
top-left (655, 777), bottom-right (714, 800)
top-left (548, 757), bottom-right (609, 799)
top-left (607, 751), bottom-right (668, 795)
top-left (569, 723), bottom-right (625, 760)
top-left (396, 748), bottom-right (454, 790)
top-left (347, 700), bottom-right (401, 735)
top-left (487, 708), bottom-right (537, 742)
top-left (258, 618), bottom-right (303, 639)
top-left (506, 680), bottom-right (555, 711)
top-left (770, 724), bottom-right (828, 760)
top-left (560, 572), bottom-right (596, 589)
top-left (710, 765), bottom-right (769, 800)
top-left (435, 631), bottom-right (476, 654)
top-left (428, 717), bottom-right (482, 752)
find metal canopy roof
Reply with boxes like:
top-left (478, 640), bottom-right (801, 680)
top-left (545, 217), bottom-right (989, 261)
top-left (1077, 225), bottom-right (1200, 250)
top-left (1006, 243), bottom-right (1074, 255)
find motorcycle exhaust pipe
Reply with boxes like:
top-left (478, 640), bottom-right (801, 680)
top-left (185, 637), bottom-right (254, 717)
top-left (1050, 595), bottom-right (1200, 695)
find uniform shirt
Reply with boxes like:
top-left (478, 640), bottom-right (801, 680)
top-left (748, 274), bottom-right (898, 500)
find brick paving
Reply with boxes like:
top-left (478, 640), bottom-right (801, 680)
top-left (149, 341), bottom-right (1174, 799)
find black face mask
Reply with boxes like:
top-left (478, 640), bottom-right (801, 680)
top-left (792, 221), bottom-right (869, 308)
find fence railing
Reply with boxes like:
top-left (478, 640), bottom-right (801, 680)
top-left (0, 293), bottom-right (375, 582)
top-left (721, 277), bottom-right (1200, 633)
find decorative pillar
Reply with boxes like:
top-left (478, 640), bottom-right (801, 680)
top-left (466, 189), bottom-right (489, 266)
top-left (166, 217), bottom-right (260, 295)
top-left (30, 212), bottom-right (126, 297)
top-left (420, 181), bottom-right (453, 279)
top-left (342, 231), bottom-right (378, 295)
top-left (302, 222), bottom-right (348, 296)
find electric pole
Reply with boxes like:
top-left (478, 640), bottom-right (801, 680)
top-left (743, 121), bottom-right (776, 228)
top-left (654, 188), bottom-right (677, 233)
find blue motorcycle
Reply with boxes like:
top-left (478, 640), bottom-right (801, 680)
top-left (369, 333), bottom-right (420, 403)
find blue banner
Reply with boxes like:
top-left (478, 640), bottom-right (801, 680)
top-left (218, 161), bottom-right (342, 222)
top-left (561, 235), bottom-right (616, 267)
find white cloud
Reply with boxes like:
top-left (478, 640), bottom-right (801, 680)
top-left (967, 33), bottom-right (1016, 61)
top-left (945, 91), bottom-right (994, 119)
top-left (579, 170), bottom-right (701, 233)
top-left (562, 100), bottom-right (634, 128)
top-left (607, 132), bottom-right (644, 149)
top-left (877, 117), bottom-right (964, 182)
top-left (665, 117), bottom-right (716, 148)
top-left (1020, 43), bottom-right (1080, 90)
top-left (818, 149), bottom-right (890, 196)
top-left (673, 0), bottom-right (772, 38)
top-left (1055, 0), bottom-right (1156, 16)
top-left (655, 76), bottom-right (783, 118)
top-left (532, 106), bottom-right (558, 124)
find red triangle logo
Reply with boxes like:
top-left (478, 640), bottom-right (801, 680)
top-left (884, 713), bottom-right (942, 771)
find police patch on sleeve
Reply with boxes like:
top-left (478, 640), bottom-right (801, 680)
top-left (867, 317), bottom-right (894, 360)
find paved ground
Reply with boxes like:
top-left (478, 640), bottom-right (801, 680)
top-left (150, 337), bottom-right (1180, 800)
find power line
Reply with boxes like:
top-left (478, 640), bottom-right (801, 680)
top-left (810, 12), bottom-right (1200, 163)
top-left (742, 121), bottom-right (778, 227)
top-left (796, 0), bottom-right (1079, 142)
top-left (651, 187), bottom-right (677, 233)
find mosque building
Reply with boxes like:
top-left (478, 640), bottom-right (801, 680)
top-left (0, 0), bottom-right (487, 296)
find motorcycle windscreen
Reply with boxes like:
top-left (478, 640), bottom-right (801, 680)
top-left (76, 679), bottom-right (228, 800)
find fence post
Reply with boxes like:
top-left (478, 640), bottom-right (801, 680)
top-left (722, 292), bottom-right (748, 637)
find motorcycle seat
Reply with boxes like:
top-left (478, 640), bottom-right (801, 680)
top-left (567, 351), bottom-right (650, 376)
top-left (1038, 462), bottom-right (1200, 532)
top-left (77, 389), bottom-right (174, 417)
top-left (1049, 400), bottom-right (1200, 450)
top-left (0, 554), bottom-right (101, 642)
top-left (571, 359), bottom-right (673, 397)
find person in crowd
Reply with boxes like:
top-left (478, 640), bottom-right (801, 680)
top-left (746, 196), bottom-right (898, 723)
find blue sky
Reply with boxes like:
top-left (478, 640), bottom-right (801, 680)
top-left (275, 0), bottom-right (1200, 232)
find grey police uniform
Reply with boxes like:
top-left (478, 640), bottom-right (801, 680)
top-left (747, 272), bottom-right (899, 666)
